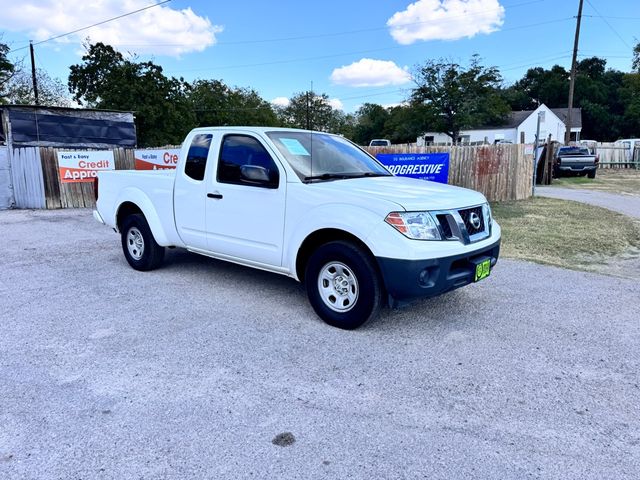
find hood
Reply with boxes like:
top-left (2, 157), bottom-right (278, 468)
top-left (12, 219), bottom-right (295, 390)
top-left (309, 176), bottom-right (487, 211)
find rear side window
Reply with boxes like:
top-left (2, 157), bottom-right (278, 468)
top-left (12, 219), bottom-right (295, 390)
top-left (217, 135), bottom-right (279, 188)
top-left (184, 133), bottom-right (212, 181)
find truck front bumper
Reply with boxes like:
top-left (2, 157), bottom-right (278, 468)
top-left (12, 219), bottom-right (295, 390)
top-left (376, 238), bottom-right (501, 303)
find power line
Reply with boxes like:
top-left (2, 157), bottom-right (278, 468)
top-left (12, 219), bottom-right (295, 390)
top-left (215, 0), bottom-right (544, 46)
top-left (500, 53), bottom-right (573, 71)
top-left (584, 0), bottom-right (632, 49)
top-left (91, 0), bottom-right (545, 49)
top-left (583, 15), bottom-right (640, 20)
top-left (340, 89), bottom-right (407, 101)
top-left (10, 1), bottom-right (562, 54)
top-left (8, 0), bottom-right (172, 53)
top-left (166, 17), bottom-right (574, 75)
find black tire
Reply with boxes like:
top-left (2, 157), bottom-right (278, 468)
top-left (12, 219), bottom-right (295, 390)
top-left (587, 169), bottom-right (596, 179)
top-left (305, 241), bottom-right (383, 330)
top-left (120, 214), bottom-right (165, 271)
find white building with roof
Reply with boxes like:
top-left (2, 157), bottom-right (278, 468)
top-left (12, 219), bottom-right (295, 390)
top-left (417, 104), bottom-right (582, 145)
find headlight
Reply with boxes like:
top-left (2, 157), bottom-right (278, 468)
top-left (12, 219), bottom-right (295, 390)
top-left (385, 211), bottom-right (441, 240)
top-left (483, 203), bottom-right (492, 230)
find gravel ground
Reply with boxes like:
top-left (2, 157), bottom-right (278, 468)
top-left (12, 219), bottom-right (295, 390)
top-left (536, 186), bottom-right (640, 219)
top-left (1, 209), bottom-right (639, 480)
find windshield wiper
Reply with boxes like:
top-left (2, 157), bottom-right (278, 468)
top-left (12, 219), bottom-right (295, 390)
top-left (302, 173), bottom-right (355, 182)
top-left (303, 172), bottom-right (390, 183)
top-left (356, 172), bottom-right (391, 177)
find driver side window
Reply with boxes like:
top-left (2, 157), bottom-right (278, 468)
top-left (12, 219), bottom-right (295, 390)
top-left (217, 135), bottom-right (279, 188)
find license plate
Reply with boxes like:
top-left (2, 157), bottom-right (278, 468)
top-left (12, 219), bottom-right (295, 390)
top-left (474, 258), bottom-right (491, 282)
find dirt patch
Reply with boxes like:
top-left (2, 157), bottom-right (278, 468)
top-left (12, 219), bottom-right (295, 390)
top-left (272, 432), bottom-right (296, 447)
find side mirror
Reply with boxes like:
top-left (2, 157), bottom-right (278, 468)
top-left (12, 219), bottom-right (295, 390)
top-left (240, 165), bottom-right (274, 185)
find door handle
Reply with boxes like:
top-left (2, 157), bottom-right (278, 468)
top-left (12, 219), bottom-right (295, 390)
top-left (207, 193), bottom-right (223, 199)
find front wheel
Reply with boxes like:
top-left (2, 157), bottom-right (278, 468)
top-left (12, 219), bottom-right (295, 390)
top-left (305, 241), bottom-right (383, 330)
top-left (120, 214), bottom-right (165, 271)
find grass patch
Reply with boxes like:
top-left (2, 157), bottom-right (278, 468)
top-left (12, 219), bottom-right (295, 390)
top-left (552, 176), bottom-right (598, 186)
top-left (492, 197), bottom-right (640, 272)
top-left (552, 169), bottom-right (640, 195)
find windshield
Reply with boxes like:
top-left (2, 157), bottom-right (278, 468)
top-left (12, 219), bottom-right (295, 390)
top-left (266, 131), bottom-right (392, 182)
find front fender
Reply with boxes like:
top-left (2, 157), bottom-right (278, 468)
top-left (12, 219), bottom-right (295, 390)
top-left (284, 203), bottom-right (384, 279)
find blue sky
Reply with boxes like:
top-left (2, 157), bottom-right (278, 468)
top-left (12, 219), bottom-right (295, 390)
top-left (0, 0), bottom-right (638, 112)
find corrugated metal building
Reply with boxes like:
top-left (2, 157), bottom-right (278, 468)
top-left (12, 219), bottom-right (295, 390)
top-left (0, 105), bottom-right (136, 209)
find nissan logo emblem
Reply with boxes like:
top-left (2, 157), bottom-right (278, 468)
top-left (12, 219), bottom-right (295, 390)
top-left (469, 212), bottom-right (481, 230)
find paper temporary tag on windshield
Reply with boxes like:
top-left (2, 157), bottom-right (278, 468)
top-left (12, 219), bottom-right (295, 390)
top-left (280, 138), bottom-right (310, 156)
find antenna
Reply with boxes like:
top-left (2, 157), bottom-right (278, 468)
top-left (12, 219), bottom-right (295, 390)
top-left (309, 81), bottom-right (313, 179)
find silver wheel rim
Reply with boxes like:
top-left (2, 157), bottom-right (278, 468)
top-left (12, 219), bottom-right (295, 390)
top-left (317, 261), bottom-right (359, 313)
top-left (126, 227), bottom-right (145, 260)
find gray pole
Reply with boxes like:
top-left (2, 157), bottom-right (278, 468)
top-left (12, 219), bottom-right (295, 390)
top-left (565, 0), bottom-right (584, 144)
top-left (532, 112), bottom-right (542, 195)
top-left (29, 41), bottom-right (39, 105)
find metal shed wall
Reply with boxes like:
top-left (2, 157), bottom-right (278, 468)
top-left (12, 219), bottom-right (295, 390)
top-left (8, 109), bottom-right (136, 148)
top-left (0, 146), bottom-right (13, 209)
top-left (10, 147), bottom-right (46, 209)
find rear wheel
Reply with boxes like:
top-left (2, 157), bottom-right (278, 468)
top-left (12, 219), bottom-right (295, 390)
top-left (120, 214), bottom-right (165, 271)
top-left (305, 241), bottom-right (383, 330)
top-left (587, 169), bottom-right (596, 179)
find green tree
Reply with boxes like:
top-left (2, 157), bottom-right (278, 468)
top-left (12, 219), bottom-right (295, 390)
top-left (633, 41), bottom-right (640, 73)
top-left (279, 91), bottom-right (344, 133)
top-left (383, 104), bottom-right (433, 144)
top-left (619, 73), bottom-right (640, 137)
top-left (511, 65), bottom-right (569, 107)
top-left (189, 79), bottom-right (277, 127)
top-left (503, 57), bottom-right (628, 141)
top-left (411, 55), bottom-right (509, 143)
top-left (5, 67), bottom-right (72, 106)
top-left (0, 42), bottom-right (16, 104)
top-left (352, 103), bottom-right (389, 145)
top-left (69, 42), bottom-right (195, 146)
top-left (499, 85), bottom-right (535, 111)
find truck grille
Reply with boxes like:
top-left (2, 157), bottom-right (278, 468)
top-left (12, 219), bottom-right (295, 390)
top-left (436, 214), bottom-right (453, 238)
top-left (458, 207), bottom-right (485, 236)
top-left (432, 205), bottom-right (489, 244)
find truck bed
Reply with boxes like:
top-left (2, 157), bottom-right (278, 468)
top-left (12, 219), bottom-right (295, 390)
top-left (96, 169), bottom-right (182, 245)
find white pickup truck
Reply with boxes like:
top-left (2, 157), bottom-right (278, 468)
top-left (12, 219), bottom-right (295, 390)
top-left (94, 127), bottom-right (501, 329)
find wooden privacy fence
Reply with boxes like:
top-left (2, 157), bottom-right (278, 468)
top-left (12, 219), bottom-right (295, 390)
top-left (8, 142), bottom-right (533, 209)
top-left (366, 143), bottom-right (533, 201)
top-left (591, 142), bottom-right (640, 168)
top-left (39, 147), bottom-right (134, 209)
top-left (9, 146), bottom-right (135, 209)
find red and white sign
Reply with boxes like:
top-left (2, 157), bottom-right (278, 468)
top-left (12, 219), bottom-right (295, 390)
top-left (57, 151), bottom-right (115, 183)
top-left (134, 149), bottom-right (180, 170)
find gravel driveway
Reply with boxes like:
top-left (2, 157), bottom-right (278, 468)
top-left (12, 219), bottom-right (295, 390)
top-left (1, 209), bottom-right (639, 480)
top-left (536, 186), bottom-right (640, 219)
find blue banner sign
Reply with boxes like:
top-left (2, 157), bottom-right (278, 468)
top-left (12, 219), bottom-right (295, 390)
top-left (376, 152), bottom-right (450, 184)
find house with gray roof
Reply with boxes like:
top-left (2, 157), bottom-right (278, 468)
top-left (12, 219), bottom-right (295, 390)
top-left (417, 104), bottom-right (582, 145)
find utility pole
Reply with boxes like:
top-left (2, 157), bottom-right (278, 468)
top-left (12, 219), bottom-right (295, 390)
top-left (565, 0), bottom-right (584, 144)
top-left (532, 111), bottom-right (542, 195)
top-left (29, 41), bottom-right (39, 105)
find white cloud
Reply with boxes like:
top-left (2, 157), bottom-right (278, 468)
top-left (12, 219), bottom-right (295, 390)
top-left (328, 98), bottom-right (344, 111)
top-left (387, 0), bottom-right (505, 45)
top-left (0, 1), bottom-right (222, 56)
top-left (271, 96), bottom-right (290, 107)
top-left (330, 58), bottom-right (412, 87)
